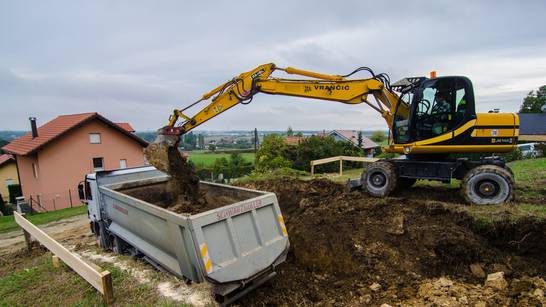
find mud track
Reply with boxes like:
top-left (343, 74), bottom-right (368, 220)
top-left (238, 178), bottom-right (546, 306)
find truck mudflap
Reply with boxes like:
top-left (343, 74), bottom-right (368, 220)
top-left (189, 191), bottom-right (290, 285)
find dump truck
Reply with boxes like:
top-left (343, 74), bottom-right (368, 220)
top-left (78, 166), bottom-right (289, 305)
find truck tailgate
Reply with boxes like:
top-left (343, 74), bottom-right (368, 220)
top-left (190, 190), bottom-right (289, 284)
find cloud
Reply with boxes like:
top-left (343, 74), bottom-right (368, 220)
top-left (0, 0), bottom-right (545, 131)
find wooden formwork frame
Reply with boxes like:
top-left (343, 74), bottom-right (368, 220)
top-left (14, 212), bottom-right (114, 304)
top-left (310, 156), bottom-right (379, 176)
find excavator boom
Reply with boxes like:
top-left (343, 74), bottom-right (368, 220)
top-left (163, 63), bottom-right (402, 136)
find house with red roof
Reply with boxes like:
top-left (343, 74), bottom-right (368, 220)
top-left (2, 113), bottom-right (148, 210)
top-left (322, 130), bottom-right (379, 156)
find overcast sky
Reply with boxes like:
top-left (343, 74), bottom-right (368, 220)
top-left (1, 0), bottom-right (545, 132)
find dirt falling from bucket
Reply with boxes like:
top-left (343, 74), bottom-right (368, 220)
top-left (144, 140), bottom-right (207, 214)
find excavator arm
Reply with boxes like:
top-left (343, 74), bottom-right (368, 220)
top-left (161, 63), bottom-right (404, 137)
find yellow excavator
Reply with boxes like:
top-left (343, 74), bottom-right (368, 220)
top-left (149, 63), bottom-right (519, 205)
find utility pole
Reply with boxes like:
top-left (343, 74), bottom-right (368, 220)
top-left (253, 128), bottom-right (259, 154)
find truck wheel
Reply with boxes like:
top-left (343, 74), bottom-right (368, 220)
top-left (461, 165), bottom-right (514, 205)
top-left (364, 161), bottom-right (398, 197)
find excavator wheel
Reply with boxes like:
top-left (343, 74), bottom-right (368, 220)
top-left (461, 165), bottom-right (514, 205)
top-left (363, 161), bottom-right (398, 197)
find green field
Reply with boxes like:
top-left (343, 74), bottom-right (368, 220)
top-left (189, 152), bottom-right (255, 167)
top-left (0, 206), bottom-right (87, 234)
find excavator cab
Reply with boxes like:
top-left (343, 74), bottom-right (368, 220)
top-left (392, 76), bottom-right (476, 144)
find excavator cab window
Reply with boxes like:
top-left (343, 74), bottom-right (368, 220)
top-left (392, 91), bottom-right (413, 144)
top-left (410, 77), bottom-right (475, 142)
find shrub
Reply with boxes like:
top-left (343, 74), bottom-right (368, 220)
top-left (235, 167), bottom-right (306, 184)
top-left (287, 136), bottom-right (362, 172)
top-left (194, 152), bottom-right (254, 181)
top-left (498, 148), bottom-right (523, 162)
top-left (376, 152), bottom-right (399, 159)
top-left (0, 194), bottom-right (13, 216)
top-left (256, 134), bottom-right (292, 171)
top-left (370, 130), bottom-right (387, 143)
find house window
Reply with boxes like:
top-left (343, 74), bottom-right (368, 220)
top-left (89, 133), bottom-right (101, 144)
top-left (32, 163), bottom-right (38, 178)
top-left (119, 159), bottom-right (127, 169)
top-left (92, 157), bottom-right (104, 171)
top-left (5, 179), bottom-right (14, 187)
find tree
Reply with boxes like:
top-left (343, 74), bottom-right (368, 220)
top-left (198, 134), bottom-right (205, 149)
top-left (256, 134), bottom-right (292, 171)
top-left (295, 132), bottom-right (303, 137)
top-left (208, 144), bottom-right (216, 152)
top-left (287, 136), bottom-right (362, 172)
top-left (519, 85), bottom-right (546, 113)
top-left (0, 138), bottom-right (8, 148)
top-left (212, 152), bottom-right (253, 179)
top-left (286, 126), bottom-right (294, 136)
top-left (357, 131), bottom-right (363, 148)
top-left (370, 130), bottom-right (387, 143)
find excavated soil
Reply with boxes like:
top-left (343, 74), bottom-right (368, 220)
top-left (120, 181), bottom-right (245, 215)
top-left (144, 142), bottom-right (207, 214)
top-left (237, 178), bottom-right (546, 306)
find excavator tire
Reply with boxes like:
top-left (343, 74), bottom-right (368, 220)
top-left (364, 161), bottom-right (398, 197)
top-left (461, 165), bottom-right (514, 205)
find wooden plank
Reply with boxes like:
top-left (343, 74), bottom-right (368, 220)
top-left (14, 212), bottom-right (113, 302)
top-left (340, 156), bottom-right (379, 163)
top-left (310, 156), bottom-right (342, 166)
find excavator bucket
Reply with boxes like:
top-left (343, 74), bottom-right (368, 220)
top-left (143, 128), bottom-right (181, 173)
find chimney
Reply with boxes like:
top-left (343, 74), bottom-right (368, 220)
top-left (29, 117), bottom-right (38, 138)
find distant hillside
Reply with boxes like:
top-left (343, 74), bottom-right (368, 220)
top-left (135, 131), bottom-right (156, 142)
top-left (0, 131), bottom-right (26, 141)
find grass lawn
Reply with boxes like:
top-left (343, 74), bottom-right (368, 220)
top-left (0, 250), bottom-right (183, 306)
top-left (189, 151), bottom-right (255, 167)
top-left (0, 206), bottom-right (87, 234)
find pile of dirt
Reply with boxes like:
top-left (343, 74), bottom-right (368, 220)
top-left (238, 178), bottom-right (546, 306)
top-left (121, 181), bottom-right (244, 215)
top-left (144, 140), bottom-right (217, 214)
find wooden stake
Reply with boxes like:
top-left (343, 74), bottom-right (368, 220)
top-left (52, 255), bottom-right (61, 268)
top-left (101, 271), bottom-right (114, 304)
top-left (23, 229), bottom-right (32, 253)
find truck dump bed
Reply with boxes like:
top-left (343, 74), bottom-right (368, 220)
top-left (87, 166), bottom-right (289, 303)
